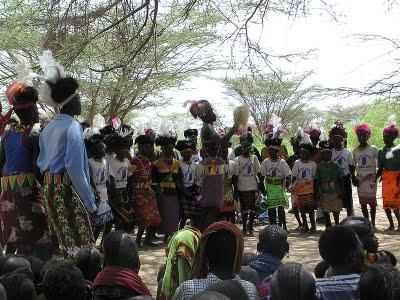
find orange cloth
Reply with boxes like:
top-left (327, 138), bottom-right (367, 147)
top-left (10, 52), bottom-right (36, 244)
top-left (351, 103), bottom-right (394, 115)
top-left (382, 170), bottom-right (400, 210)
top-left (295, 180), bottom-right (314, 196)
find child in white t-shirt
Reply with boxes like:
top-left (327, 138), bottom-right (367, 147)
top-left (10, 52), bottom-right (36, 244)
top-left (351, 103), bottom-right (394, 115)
top-left (234, 132), bottom-right (263, 236)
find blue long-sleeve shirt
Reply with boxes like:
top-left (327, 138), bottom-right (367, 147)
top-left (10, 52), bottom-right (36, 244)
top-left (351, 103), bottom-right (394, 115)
top-left (37, 114), bottom-right (96, 213)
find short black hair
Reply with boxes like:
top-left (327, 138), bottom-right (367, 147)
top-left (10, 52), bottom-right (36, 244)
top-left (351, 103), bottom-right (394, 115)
top-left (257, 225), bottom-right (289, 260)
top-left (240, 132), bottom-right (253, 143)
top-left (340, 216), bottom-right (378, 253)
top-left (319, 226), bottom-right (359, 267)
top-left (206, 280), bottom-right (249, 300)
top-left (74, 246), bottom-right (102, 282)
top-left (27, 256), bottom-right (44, 295)
top-left (0, 273), bottom-right (36, 300)
top-left (314, 260), bottom-right (330, 279)
top-left (359, 263), bottom-right (400, 300)
top-left (205, 230), bottom-right (237, 270)
top-left (191, 291), bottom-right (230, 300)
top-left (241, 252), bottom-right (257, 266)
top-left (42, 259), bottom-right (86, 300)
top-left (0, 255), bottom-right (32, 277)
top-left (103, 231), bottom-right (140, 272)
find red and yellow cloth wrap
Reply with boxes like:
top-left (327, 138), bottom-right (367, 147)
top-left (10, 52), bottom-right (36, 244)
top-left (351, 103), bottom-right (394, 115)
top-left (382, 170), bottom-right (400, 210)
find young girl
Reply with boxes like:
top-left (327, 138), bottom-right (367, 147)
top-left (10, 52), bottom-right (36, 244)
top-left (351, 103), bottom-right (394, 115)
top-left (314, 146), bottom-right (344, 228)
top-left (107, 131), bottom-right (134, 233)
top-left (351, 123), bottom-right (378, 229)
top-left (85, 134), bottom-right (114, 245)
top-left (234, 131), bottom-right (264, 236)
top-left (291, 131), bottom-right (317, 233)
top-left (175, 139), bottom-right (201, 229)
top-left (261, 140), bottom-right (291, 231)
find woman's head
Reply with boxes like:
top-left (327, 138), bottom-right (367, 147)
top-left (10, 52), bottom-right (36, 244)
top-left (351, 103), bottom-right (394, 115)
top-left (135, 135), bottom-right (155, 159)
top-left (355, 123), bottom-right (372, 146)
top-left (383, 124), bottom-right (398, 146)
top-left (299, 145), bottom-right (311, 161)
top-left (257, 225), bottom-right (289, 260)
top-left (186, 100), bottom-right (216, 123)
top-left (155, 136), bottom-right (177, 158)
top-left (340, 217), bottom-right (379, 254)
top-left (175, 140), bottom-right (196, 162)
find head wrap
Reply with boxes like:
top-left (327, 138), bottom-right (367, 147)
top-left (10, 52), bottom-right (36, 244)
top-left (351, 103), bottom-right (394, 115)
top-left (183, 128), bottom-right (198, 138)
top-left (189, 221), bottom-right (243, 279)
top-left (355, 123), bottom-right (372, 136)
top-left (296, 127), bottom-right (312, 147)
top-left (262, 115), bottom-right (284, 140)
top-left (184, 100), bottom-right (212, 119)
top-left (383, 115), bottom-right (399, 137)
top-left (304, 123), bottom-right (321, 139)
top-left (39, 50), bottom-right (79, 109)
top-left (160, 228), bottom-right (201, 299)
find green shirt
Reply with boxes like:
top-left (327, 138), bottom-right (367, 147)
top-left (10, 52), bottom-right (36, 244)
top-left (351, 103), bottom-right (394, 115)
top-left (378, 146), bottom-right (400, 171)
top-left (315, 161), bottom-right (343, 194)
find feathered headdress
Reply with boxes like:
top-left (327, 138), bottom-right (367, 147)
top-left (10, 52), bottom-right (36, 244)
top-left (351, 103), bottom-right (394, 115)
top-left (155, 119), bottom-right (177, 146)
top-left (354, 123), bottom-right (372, 136)
top-left (83, 113), bottom-right (106, 140)
top-left (329, 121), bottom-right (347, 140)
top-left (183, 100), bottom-right (211, 119)
top-left (39, 50), bottom-right (78, 109)
top-left (233, 105), bottom-right (250, 128)
top-left (296, 127), bottom-right (312, 146)
top-left (383, 115), bottom-right (399, 137)
top-left (304, 122), bottom-right (321, 139)
top-left (263, 114), bottom-right (284, 139)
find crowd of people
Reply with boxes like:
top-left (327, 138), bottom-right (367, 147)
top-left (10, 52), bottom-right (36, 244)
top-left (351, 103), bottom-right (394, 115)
top-left (0, 51), bottom-right (398, 299)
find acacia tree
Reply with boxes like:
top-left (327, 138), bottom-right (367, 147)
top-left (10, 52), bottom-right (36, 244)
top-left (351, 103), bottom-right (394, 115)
top-left (0, 0), bottom-right (218, 122)
top-left (224, 72), bottom-right (318, 138)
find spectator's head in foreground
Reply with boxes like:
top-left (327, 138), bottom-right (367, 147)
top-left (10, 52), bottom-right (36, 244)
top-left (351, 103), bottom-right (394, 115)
top-left (319, 226), bottom-right (365, 275)
top-left (0, 273), bottom-right (36, 300)
top-left (271, 263), bottom-right (316, 300)
top-left (191, 291), bottom-right (230, 300)
top-left (358, 263), bottom-right (400, 300)
top-left (206, 279), bottom-right (249, 300)
top-left (340, 216), bottom-right (379, 253)
top-left (75, 246), bottom-right (102, 282)
top-left (190, 221), bottom-right (243, 279)
top-left (257, 225), bottom-right (289, 260)
top-left (42, 259), bottom-right (86, 300)
top-left (103, 230), bottom-right (140, 273)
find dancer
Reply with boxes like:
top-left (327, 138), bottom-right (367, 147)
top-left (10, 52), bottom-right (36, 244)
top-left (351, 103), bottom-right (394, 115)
top-left (314, 145), bottom-right (344, 228)
top-left (107, 128), bottom-right (134, 233)
top-left (377, 117), bottom-right (400, 231)
top-left (351, 123), bottom-right (378, 229)
top-left (37, 51), bottom-right (95, 259)
top-left (183, 128), bottom-right (201, 163)
top-left (176, 139), bottom-right (201, 229)
top-left (304, 124), bottom-right (322, 164)
top-left (152, 129), bottom-right (185, 243)
top-left (234, 131), bottom-right (264, 236)
top-left (260, 139), bottom-right (291, 231)
top-left (291, 130), bottom-right (317, 233)
top-left (234, 126), bottom-right (262, 161)
top-left (286, 134), bottom-right (303, 230)
top-left (129, 132), bottom-right (161, 247)
top-left (329, 121), bottom-right (354, 216)
top-left (84, 130), bottom-right (114, 246)
top-left (261, 116), bottom-right (288, 161)
top-left (185, 100), bottom-right (240, 231)
top-left (0, 63), bottom-right (50, 260)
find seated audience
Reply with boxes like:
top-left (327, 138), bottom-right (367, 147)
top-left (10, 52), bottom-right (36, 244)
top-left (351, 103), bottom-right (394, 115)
top-left (358, 263), bottom-right (400, 300)
top-left (271, 263), bottom-right (316, 300)
top-left (93, 230), bottom-right (152, 300)
top-left (314, 261), bottom-right (330, 279)
top-left (242, 225), bottom-right (289, 299)
top-left (191, 291), bottom-right (230, 300)
top-left (42, 259), bottom-right (87, 300)
top-left (206, 279), bottom-right (250, 300)
top-left (160, 228), bottom-right (201, 300)
top-left (174, 221), bottom-right (258, 299)
top-left (0, 254), bottom-right (32, 277)
top-left (0, 273), bottom-right (37, 300)
top-left (316, 226), bottom-right (365, 300)
top-left (242, 253), bottom-right (257, 266)
top-left (27, 256), bottom-right (45, 296)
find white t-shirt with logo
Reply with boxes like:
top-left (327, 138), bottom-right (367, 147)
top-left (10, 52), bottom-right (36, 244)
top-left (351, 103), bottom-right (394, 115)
top-left (260, 158), bottom-right (291, 178)
top-left (291, 160), bottom-right (317, 181)
top-left (180, 160), bottom-right (197, 187)
top-left (108, 157), bottom-right (131, 189)
top-left (331, 148), bottom-right (353, 176)
top-left (88, 158), bottom-right (108, 203)
top-left (234, 154), bottom-right (261, 191)
top-left (352, 145), bottom-right (378, 177)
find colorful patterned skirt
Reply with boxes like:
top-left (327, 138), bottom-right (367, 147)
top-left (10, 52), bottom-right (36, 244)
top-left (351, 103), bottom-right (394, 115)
top-left (157, 191), bottom-right (180, 234)
top-left (220, 183), bottom-right (235, 213)
top-left (43, 172), bottom-right (94, 259)
top-left (132, 187), bottom-right (161, 230)
top-left (382, 170), bottom-right (400, 210)
top-left (263, 177), bottom-right (288, 209)
top-left (320, 193), bottom-right (343, 213)
top-left (90, 200), bottom-right (114, 228)
top-left (108, 187), bottom-right (134, 224)
top-left (181, 185), bottom-right (201, 218)
top-left (238, 190), bottom-right (257, 212)
top-left (0, 173), bottom-right (50, 251)
top-left (357, 174), bottom-right (377, 207)
top-left (295, 180), bottom-right (316, 213)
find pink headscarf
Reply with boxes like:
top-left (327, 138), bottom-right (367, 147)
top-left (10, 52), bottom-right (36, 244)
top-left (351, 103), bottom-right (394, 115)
top-left (383, 124), bottom-right (399, 137)
top-left (355, 123), bottom-right (372, 136)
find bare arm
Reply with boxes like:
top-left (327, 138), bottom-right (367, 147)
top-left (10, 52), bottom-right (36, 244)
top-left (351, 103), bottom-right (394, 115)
top-left (203, 123), bottom-right (238, 146)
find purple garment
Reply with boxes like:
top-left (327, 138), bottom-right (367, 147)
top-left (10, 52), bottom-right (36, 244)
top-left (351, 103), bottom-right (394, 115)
top-left (4, 130), bottom-right (34, 175)
top-left (158, 194), bottom-right (180, 234)
top-left (198, 157), bottom-right (224, 208)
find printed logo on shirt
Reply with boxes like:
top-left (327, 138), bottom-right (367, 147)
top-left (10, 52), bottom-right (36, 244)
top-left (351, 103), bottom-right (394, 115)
top-left (245, 164), bottom-right (253, 175)
top-left (98, 169), bottom-right (106, 185)
top-left (298, 167), bottom-right (312, 180)
top-left (117, 166), bottom-right (128, 182)
top-left (358, 154), bottom-right (372, 168)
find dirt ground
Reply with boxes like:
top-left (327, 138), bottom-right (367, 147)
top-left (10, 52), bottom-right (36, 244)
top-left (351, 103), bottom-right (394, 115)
top-left (137, 187), bottom-right (400, 296)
